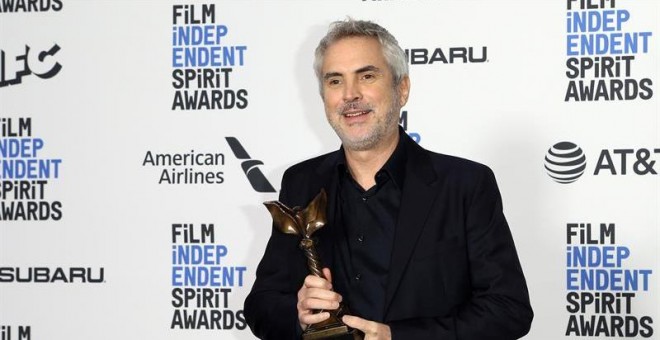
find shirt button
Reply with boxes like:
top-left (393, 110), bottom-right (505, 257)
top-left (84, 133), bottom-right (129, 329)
top-left (362, 197), bottom-right (367, 202)
top-left (355, 273), bottom-right (361, 281)
top-left (357, 235), bottom-right (364, 243)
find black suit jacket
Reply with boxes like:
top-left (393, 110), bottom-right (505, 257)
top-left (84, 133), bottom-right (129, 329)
top-left (244, 133), bottom-right (533, 339)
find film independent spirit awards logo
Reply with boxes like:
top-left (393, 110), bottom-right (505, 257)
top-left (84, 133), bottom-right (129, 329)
top-left (545, 142), bottom-right (588, 184)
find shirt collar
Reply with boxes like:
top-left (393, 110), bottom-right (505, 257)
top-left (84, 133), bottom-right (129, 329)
top-left (336, 127), bottom-right (408, 189)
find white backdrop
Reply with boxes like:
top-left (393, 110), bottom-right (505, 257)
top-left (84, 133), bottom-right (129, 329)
top-left (1, 1), bottom-right (658, 339)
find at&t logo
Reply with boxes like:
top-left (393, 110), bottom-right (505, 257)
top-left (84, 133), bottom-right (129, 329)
top-left (544, 142), bottom-right (659, 184)
top-left (545, 142), bottom-right (587, 184)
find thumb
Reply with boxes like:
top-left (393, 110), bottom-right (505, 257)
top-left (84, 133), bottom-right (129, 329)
top-left (322, 267), bottom-right (332, 284)
top-left (342, 315), bottom-right (368, 332)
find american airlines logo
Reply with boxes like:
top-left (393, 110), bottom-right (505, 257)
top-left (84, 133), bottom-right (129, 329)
top-left (225, 137), bottom-right (276, 193)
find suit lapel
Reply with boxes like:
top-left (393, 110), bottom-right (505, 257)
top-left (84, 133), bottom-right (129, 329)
top-left (314, 152), bottom-right (341, 276)
top-left (383, 136), bottom-right (439, 317)
top-left (314, 150), bottom-right (354, 295)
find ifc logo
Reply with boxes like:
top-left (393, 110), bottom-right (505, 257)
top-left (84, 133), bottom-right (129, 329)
top-left (544, 142), bottom-right (587, 184)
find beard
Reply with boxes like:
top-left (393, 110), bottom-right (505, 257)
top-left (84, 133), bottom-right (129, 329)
top-left (327, 90), bottom-right (401, 151)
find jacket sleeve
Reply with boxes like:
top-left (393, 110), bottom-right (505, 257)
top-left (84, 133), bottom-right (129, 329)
top-left (244, 170), bottom-right (307, 339)
top-left (389, 166), bottom-right (533, 340)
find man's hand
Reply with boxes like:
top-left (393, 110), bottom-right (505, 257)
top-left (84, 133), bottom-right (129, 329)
top-left (297, 268), bottom-right (343, 330)
top-left (343, 315), bottom-right (391, 340)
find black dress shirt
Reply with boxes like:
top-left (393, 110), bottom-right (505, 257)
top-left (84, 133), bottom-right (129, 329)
top-left (334, 133), bottom-right (407, 322)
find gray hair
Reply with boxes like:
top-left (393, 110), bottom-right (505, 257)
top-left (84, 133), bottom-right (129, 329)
top-left (313, 19), bottom-right (409, 91)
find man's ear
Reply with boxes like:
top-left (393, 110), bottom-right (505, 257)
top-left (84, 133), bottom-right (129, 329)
top-left (398, 76), bottom-right (410, 107)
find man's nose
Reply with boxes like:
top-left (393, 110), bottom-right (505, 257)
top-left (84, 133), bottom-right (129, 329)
top-left (342, 79), bottom-right (362, 102)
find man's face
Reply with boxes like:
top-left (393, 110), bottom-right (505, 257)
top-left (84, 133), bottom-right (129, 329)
top-left (321, 36), bottom-right (409, 151)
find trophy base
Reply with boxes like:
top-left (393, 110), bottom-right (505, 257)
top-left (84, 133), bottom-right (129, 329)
top-left (302, 325), bottom-right (361, 340)
top-left (302, 311), bottom-right (363, 340)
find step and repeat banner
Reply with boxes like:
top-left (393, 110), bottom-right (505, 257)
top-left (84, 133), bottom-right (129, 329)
top-left (1, 1), bottom-right (658, 339)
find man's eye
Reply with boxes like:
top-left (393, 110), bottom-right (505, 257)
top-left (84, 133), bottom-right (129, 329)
top-left (361, 73), bottom-right (376, 81)
top-left (327, 79), bottom-right (341, 86)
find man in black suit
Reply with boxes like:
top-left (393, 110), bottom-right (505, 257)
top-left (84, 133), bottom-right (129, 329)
top-left (244, 19), bottom-right (533, 339)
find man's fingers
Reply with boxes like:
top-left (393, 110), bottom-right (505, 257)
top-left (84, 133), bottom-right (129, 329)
top-left (303, 274), bottom-right (332, 290)
top-left (342, 315), bottom-right (391, 339)
top-left (299, 296), bottom-right (341, 311)
top-left (342, 315), bottom-right (372, 333)
top-left (297, 271), bottom-right (343, 329)
top-left (323, 267), bottom-right (332, 283)
top-left (302, 269), bottom-right (333, 289)
top-left (299, 311), bottom-right (330, 326)
top-left (301, 287), bottom-right (342, 302)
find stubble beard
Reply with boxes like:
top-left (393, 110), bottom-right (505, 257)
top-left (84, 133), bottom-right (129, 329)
top-left (328, 90), bottom-right (401, 152)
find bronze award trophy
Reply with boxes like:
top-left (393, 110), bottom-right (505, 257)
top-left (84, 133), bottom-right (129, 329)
top-left (264, 189), bottom-right (362, 340)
